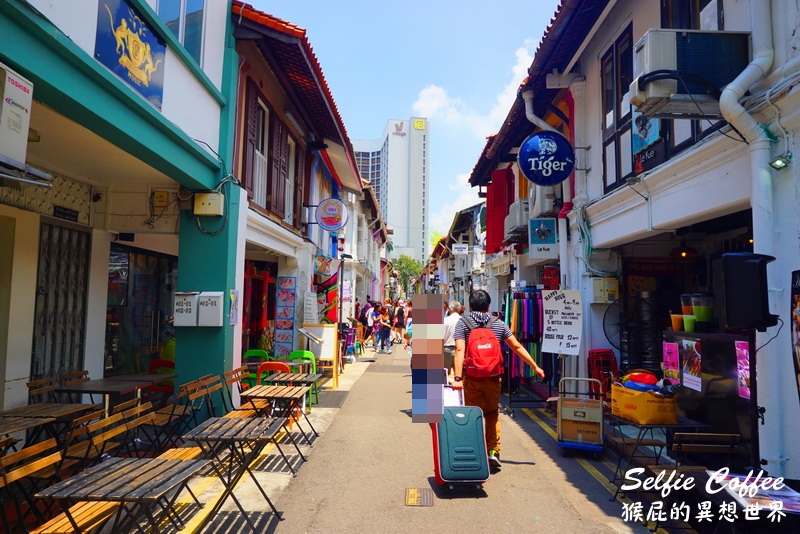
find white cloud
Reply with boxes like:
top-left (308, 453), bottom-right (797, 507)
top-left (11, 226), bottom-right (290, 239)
top-left (420, 39), bottom-right (535, 243)
top-left (430, 173), bottom-right (483, 235)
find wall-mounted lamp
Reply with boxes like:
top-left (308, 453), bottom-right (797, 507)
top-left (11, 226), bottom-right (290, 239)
top-left (670, 238), bottom-right (698, 259)
top-left (308, 140), bottom-right (328, 151)
top-left (769, 153), bottom-right (791, 170)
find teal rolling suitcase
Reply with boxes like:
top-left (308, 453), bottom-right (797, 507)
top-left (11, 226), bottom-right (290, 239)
top-left (431, 405), bottom-right (490, 488)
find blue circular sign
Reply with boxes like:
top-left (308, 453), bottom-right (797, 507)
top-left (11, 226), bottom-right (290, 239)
top-left (517, 131), bottom-right (575, 186)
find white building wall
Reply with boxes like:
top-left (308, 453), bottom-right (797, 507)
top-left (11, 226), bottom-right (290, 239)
top-left (568, 0), bottom-right (800, 479)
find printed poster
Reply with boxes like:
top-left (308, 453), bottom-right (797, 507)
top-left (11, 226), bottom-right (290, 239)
top-left (662, 342), bottom-right (680, 383)
top-left (680, 339), bottom-right (702, 392)
top-left (275, 277), bottom-right (296, 357)
top-left (735, 340), bottom-right (751, 399)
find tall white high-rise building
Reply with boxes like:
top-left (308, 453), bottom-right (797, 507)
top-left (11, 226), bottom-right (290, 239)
top-left (354, 118), bottom-right (430, 263)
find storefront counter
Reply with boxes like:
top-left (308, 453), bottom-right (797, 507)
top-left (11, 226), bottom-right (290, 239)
top-left (662, 331), bottom-right (753, 471)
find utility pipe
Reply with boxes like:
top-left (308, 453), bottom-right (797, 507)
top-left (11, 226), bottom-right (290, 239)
top-left (718, 0), bottom-right (776, 474)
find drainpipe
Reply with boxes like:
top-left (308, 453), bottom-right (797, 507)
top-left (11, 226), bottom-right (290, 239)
top-left (719, 2), bottom-right (774, 259)
top-left (521, 89), bottom-right (571, 291)
top-left (718, 0), bottom-right (776, 473)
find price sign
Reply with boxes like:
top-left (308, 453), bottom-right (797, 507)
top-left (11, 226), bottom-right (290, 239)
top-left (541, 290), bottom-right (583, 355)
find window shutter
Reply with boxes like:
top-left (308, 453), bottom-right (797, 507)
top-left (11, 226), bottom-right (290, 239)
top-left (243, 79), bottom-right (258, 199)
top-left (294, 147), bottom-right (306, 229)
top-left (269, 117), bottom-right (286, 218)
top-left (485, 168), bottom-right (511, 254)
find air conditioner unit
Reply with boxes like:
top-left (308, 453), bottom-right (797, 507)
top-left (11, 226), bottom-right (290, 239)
top-left (504, 198), bottom-right (530, 238)
top-left (0, 62), bottom-right (34, 167)
top-left (530, 185), bottom-right (555, 218)
top-left (630, 29), bottom-right (751, 118)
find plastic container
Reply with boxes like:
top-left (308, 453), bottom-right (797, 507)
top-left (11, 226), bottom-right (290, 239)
top-left (692, 294), bottom-right (714, 322)
top-left (680, 294), bottom-right (694, 315)
top-left (683, 314), bottom-right (696, 333)
top-left (670, 314), bottom-right (684, 331)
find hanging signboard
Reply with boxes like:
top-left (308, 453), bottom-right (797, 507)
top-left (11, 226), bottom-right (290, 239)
top-left (529, 218), bottom-right (558, 260)
top-left (452, 244), bottom-right (468, 255)
top-left (95, 0), bottom-right (166, 110)
top-left (541, 290), bottom-right (582, 355)
top-left (315, 198), bottom-right (348, 231)
top-left (517, 130), bottom-right (575, 186)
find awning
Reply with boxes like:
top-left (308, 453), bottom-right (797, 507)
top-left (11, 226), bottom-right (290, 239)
top-left (320, 139), bottom-right (362, 195)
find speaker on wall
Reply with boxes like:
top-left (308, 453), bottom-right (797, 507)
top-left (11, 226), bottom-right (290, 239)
top-left (722, 252), bottom-right (779, 331)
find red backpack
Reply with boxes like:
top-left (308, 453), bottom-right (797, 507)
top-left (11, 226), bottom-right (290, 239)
top-left (462, 315), bottom-right (504, 378)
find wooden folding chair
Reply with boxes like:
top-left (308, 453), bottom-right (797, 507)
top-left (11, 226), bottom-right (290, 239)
top-left (26, 377), bottom-right (57, 404)
top-left (61, 370), bottom-right (94, 403)
top-left (0, 438), bottom-right (63, 532)
top-left (144, 379), bottom-right (207, 452)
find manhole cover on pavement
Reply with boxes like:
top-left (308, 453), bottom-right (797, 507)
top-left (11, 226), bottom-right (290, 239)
top-left (405, 488), bottom-right (434, 506)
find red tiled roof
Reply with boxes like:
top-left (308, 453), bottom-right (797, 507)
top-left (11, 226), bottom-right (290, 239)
top-left (231, 1), bottom-right (351, 149)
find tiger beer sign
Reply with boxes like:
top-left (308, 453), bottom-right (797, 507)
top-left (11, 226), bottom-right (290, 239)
top-left (517, 131), bottom-right (575, 186)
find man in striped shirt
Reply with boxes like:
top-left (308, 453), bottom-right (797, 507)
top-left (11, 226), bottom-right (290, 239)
top-left (450, 290), bottom-right (545, 470)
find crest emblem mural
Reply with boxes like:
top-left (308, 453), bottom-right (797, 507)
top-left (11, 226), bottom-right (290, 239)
top-left (95, 0), bottom-right (165, 110)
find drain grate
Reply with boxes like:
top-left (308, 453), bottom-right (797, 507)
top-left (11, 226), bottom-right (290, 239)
top-left (404, 488), bottom-right (434, 506)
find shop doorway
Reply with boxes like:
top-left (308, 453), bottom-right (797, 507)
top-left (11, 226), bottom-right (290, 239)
top-left (30, 222), bottom-right (90, 382)
top-left (104, 244), bottom-right (177, 376)
top-left (243, 260), bottom-right (277, 355)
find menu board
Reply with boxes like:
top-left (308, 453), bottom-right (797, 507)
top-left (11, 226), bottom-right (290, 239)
top-left (541, 290), bottom-right (583, 355)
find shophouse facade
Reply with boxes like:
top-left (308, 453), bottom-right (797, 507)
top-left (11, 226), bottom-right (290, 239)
top-left (470, 0), bottom-right (800, 480)
top-left (1, 0), bottom-right (381, 414)
top-left (1, 0), bottom-right (238, 409)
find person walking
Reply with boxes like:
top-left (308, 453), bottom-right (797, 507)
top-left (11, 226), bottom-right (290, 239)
top-left (361, 300), bottom-right (375, 347)
top-left (392, 299), bottom-right (406, 344)
top-left (442, 300), bottom-right (462, 373)
top-left (370, 304), bottom-right (382, 351)
top-left (378, 305), bottom-right (392, 354)
top-left (450, 290), bottom-right (545, 471)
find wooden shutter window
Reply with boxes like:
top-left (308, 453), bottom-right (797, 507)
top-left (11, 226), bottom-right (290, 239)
top-left (243, 79), bottom-right (258, 199)
top-left (294, 148), bottom-right (306, 229)
top-left (269, 117), bottom-right (286, 218)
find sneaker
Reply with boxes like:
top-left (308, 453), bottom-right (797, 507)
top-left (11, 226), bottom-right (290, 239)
top-left (488, 450), bottom-right (501, 470)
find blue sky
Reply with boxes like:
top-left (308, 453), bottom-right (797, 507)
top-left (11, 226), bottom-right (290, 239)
top-left (250, 0), bottom-right (562, 237)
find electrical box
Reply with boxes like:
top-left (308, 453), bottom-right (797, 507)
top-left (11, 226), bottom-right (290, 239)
top-left (591, 278), bottom-right (619, 304)
top-left (152, 190), bottom-right (170, 208)
top-left (197, 291), bottom-right (224, 327)
top-left (194, 192), bottom-right (225, 216)
top-left (173, 292), bottom-right (199, 327)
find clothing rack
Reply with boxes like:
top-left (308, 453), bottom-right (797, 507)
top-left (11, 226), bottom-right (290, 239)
top-left (502, 287), bottom-right (551, 415)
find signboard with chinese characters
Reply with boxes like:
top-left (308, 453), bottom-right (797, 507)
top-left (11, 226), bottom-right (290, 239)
top-left (95, 0), bottom-right (166, 110)
top-left (541, 290), bottom-right (582, 355)
top-left (529, 218), bottom-right (558, 260)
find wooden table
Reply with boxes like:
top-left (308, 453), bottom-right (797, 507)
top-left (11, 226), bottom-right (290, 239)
top-left (55, 378), bottom-right (154, 416)
top-left (240, 385), bottom-right (317, 445)
top-left (263, 372), bottom-right (322, 386)
top-left (35, 456), bottom-right (208, 533)
top-left (183, 417), bottom-right (287, 531)
top-left (0, 403), bottom-right (101, 444)
top-left (0, 416), bottom-right (55, 441)
top-left (107, 373), bottom-right (177, 384)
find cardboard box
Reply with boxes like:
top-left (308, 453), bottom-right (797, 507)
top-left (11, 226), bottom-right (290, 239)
top-left (611, 384), bottom-right (677, 425)
top-left (558, 397), bottom-right (603, 445)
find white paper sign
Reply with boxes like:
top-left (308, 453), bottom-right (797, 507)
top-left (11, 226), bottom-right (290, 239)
top-left (541, 290), bottom-right (582, 355)
top-left (452, 244), bottom-right (468, 255)
top-left (303, 292), bottom-right (319, 324)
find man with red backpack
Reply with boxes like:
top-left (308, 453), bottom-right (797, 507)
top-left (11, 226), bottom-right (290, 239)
top-left (450, 290), bottom-right (545, 471)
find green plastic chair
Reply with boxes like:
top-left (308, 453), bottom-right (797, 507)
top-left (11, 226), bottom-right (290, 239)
top-left (288, 350), bottom-right (319, 407)
top-left (243, 349), bottom-right (269, 388)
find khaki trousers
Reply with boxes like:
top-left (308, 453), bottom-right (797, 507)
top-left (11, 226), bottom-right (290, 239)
top-left (463, 375), bottom-right (502, 453)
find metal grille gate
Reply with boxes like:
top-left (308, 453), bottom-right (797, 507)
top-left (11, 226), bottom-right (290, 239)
top-left (30, 221), bottom-right (90, 383)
